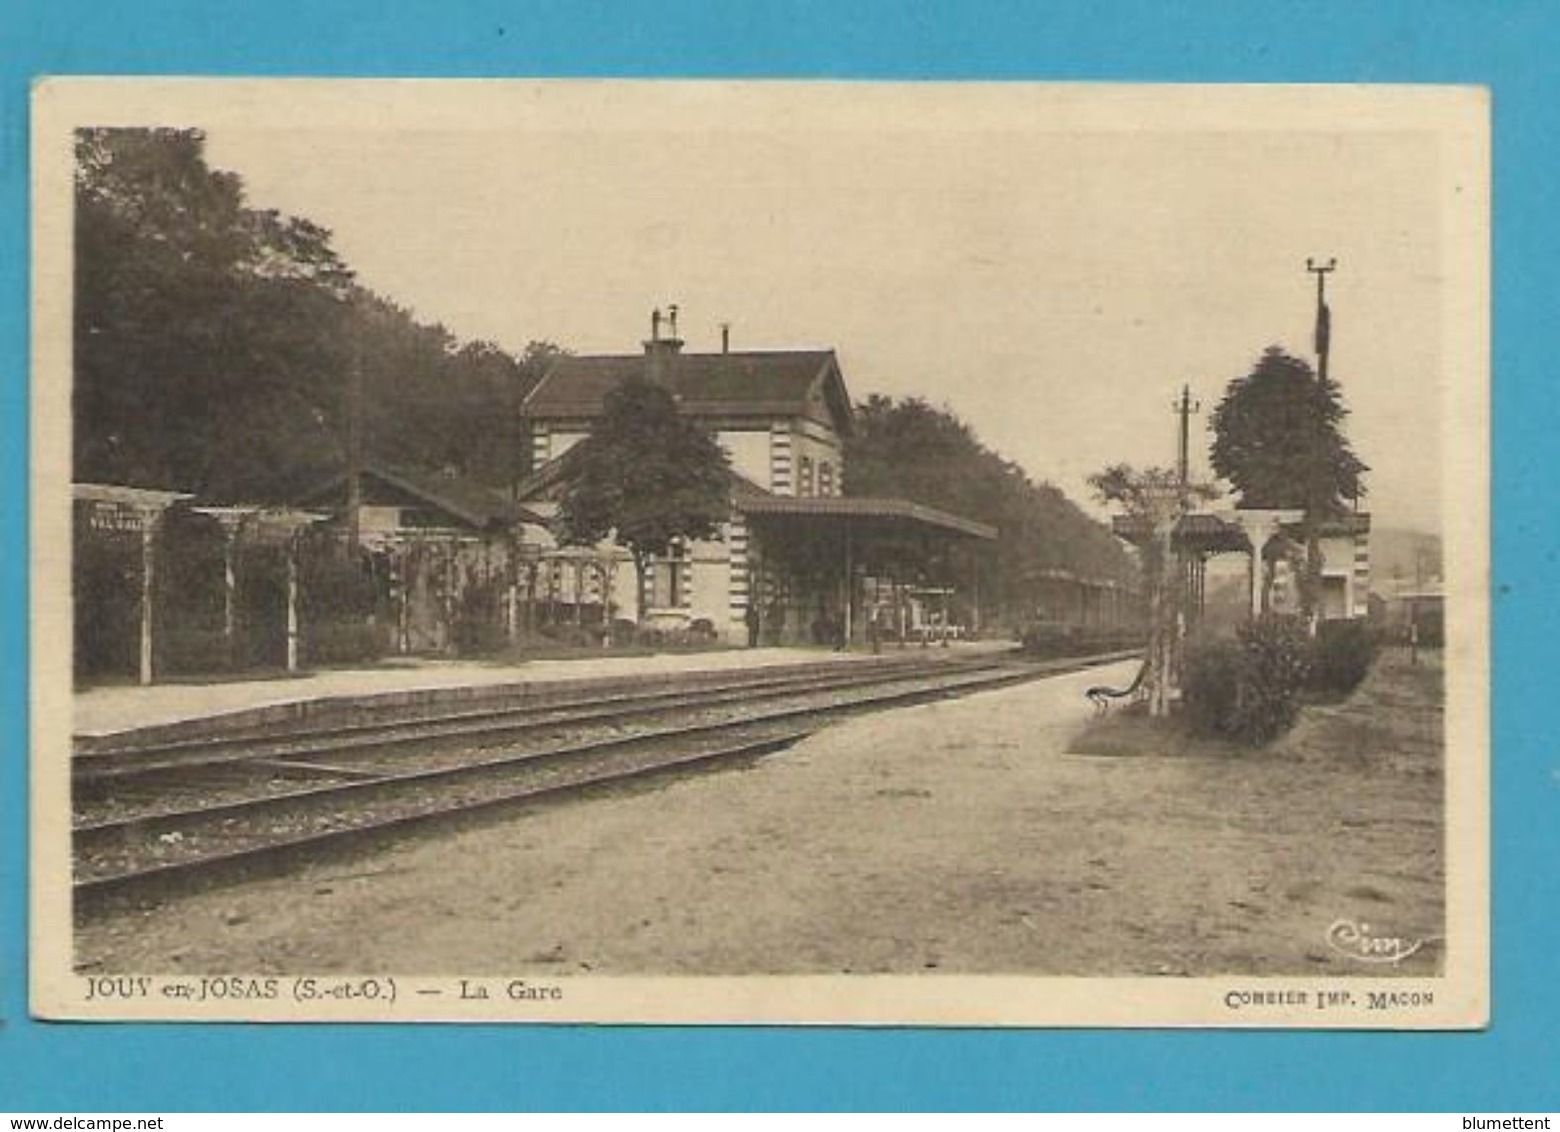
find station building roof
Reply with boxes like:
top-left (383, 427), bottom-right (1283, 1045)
top-left (524, 349), bottom-right (854, 436)
top-left (297, 459), bottom-right (544, 530)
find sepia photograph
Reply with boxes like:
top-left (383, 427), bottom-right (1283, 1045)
top-left (30, 79), bottom-right (1488, 1025)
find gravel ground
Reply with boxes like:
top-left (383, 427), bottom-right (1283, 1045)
top-left (76, 655), bottom-right (1444, 977)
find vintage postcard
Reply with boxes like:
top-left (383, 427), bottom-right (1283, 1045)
top-left (31, 79), bottom-right (1488, 1025)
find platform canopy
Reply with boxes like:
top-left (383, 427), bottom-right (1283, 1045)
top-left (1113, 508), bottom-right (1367, 556)
top-left (1113, 511), bottom-right (1254, 556)
top-left (735, 495), bottom-right (995, 649)
top-left (736, 496), bottom-right (996, 542)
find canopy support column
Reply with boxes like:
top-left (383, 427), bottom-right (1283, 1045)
top-left (138, 516), bottom-right (157, 686)
top-left (841, 524), bottom-right (853, 650)
top-left (286, 535), bottom-right (301, 673)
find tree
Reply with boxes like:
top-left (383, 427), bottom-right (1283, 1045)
top-left (552, 376), bottom-right (732, 621)
top-left (846, 395), bottom-right (1136, 624)
top-left (1208, 347), bottom-right (1367, 511)
top-left (74, 127), bottom-right (552, 504)
top-left (1089, 463), bottom-right (1215, 525)
top-left (75, 127), bottom-right (355, 499)
top-left (1208, 346), bottom-right (1369, 619)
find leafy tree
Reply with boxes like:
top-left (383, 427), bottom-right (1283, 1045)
top-left (1209, 346), bottom-right (1368, 617)
top-left (1209, 346), bottom-right (1367, 510)
top-left (553, 375), bottom-right (731, 620)
top-left (846, 395), bottom-right (1135, 624)
top-left (74, 127), bottom-right (554, 504)
top-left (1088, 463), bottom-right (1186, 512)
top-left (75, 127), bottom-right (355, 499)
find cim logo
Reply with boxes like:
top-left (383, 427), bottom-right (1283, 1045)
top-left (1325, 918), bottom-right (1425, 964)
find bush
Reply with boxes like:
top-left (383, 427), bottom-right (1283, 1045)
top-left (1182, 614), bottom-right (1312, 745)
top-left (453, 582), bottom-right (506, 657)
top-left (299, 546), bottom-right (380, 622)
top-left (1235, 614), bottom-right (1312, 743)
top-left (305, 621), bottom-right (384, 667)
top-left (538, 622), bottom-right (603, 649)
top-left (1182, 637), bottom-right (1245, 737)
top-left (1310, 619), bottom-right (1375, 695)
top-left (160, 627), bottom-right (235, 676)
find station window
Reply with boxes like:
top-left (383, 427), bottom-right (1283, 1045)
top-left (798, 455), bottom-right (815, 497)
top-left (651, 542), bottom-right (690, 609)
top-left (819, 460), bottom-right (835, 497)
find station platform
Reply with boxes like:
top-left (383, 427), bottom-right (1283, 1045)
top-left (73, 640), bottom-right (1016, 743)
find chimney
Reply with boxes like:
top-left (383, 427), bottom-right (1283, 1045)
top-left (720, 322), bottom-right (730, 354)
top-left (643, 304), bottom-right (684, 384)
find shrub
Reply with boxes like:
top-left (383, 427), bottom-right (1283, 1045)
top-left (160, 627), bottom-right (235, 676)
top-left (1182, 614), bottom-right (1311, 745)
top-left (538, 622), bottom-right (602, 649)
top-left (453, 582), bottom-right (506, 657)
top-left (1181, 637), bottom-right (1245, 737)
top-left (1234, 614), bottom-right (1312, 743)
top-left (305, 621), bottom-right (385, 667)
top-left (1310, 619), bottom-right (1375, 695)
top-left (299, 546), bottom-right (380, 622)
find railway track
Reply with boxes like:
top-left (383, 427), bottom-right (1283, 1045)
top-left (73, 648), bottom-right (1136, 914)
top-left (74, 651), bottom-right (1004, 783)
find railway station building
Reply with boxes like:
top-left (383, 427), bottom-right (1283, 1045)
top-left (515, 314), bottom-right (997, 647)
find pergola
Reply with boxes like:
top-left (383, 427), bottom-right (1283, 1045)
top-left (73, 483), bottom-right (193, 685)
top-left (1110, 503), bottom-right (1307, 714)
top-left (189, 506), bottom-right (329, 671)
top-left (736, 496), bottom-right (996, 648)
top-left (1113, 507), bottom-right (1305, 622)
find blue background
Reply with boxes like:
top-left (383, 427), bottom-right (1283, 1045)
top-left (2, 0), bottom-right (1554, 1112)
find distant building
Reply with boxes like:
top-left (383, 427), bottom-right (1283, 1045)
top-left (1371, 575), bottom-right (1444, 645)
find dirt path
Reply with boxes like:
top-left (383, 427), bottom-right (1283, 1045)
top-left (78, 654), bottom-right (1443, 977)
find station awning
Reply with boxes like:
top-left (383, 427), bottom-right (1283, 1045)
top-left (736, 496), bottom-right (996, 541)
top-left (1113, 512), bottom-right (1254, 556)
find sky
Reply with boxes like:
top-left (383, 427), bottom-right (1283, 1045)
top-left (196, 83), bottom-right (1474, 534)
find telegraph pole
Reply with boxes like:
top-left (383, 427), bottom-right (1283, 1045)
top-left (345, 296), bottom-right (364, 556)
top-left (1171, 383), bottom-right (1202, 644)
top-left (1306, 256), bottom-right (1336, 383)
top-left (1172, 383), bottom-right (1201, 492)
top-left (1302, 256), bottom-right (1338, 627)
